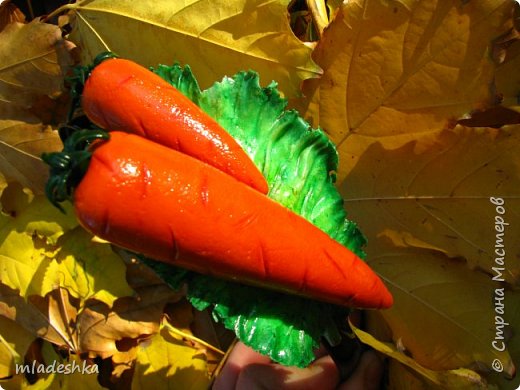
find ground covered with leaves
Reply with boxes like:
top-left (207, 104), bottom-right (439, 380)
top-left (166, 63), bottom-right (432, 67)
top-left (0, 0), bottom-right (519, 389)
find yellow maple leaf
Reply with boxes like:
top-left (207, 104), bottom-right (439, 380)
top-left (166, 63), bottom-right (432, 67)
top-left (291, 0), bottom-right (519, 382)
top-left (343, 125), bottom-right (520, 284)
top-left (367, 243), bottom-right (515, 376)
top-left (0, 315), bottom-right (34, 379)
top-left (296, 0), bottom-right (514, 180)
top-left (56, 0), bottom-right (321, 97)
top-left (0, 182), bottom-right (132, 307)
top-left (350, 320), bottom-right (488, 389)
top-left (132, 322), bottom-right (210, 390)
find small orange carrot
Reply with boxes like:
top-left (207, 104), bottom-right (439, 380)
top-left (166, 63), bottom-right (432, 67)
top-left (44, 131), bottom-right (392, 309)
top-left (81, 57), bottom-right (269, 194)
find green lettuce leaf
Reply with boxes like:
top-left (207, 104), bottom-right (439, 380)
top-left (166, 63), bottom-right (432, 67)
top-left (155, 64), bottom-right (366, 256)
top-left (143, 64), bottom-right (366, 367)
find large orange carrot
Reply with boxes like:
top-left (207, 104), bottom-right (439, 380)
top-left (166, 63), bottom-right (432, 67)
top-left (81, 57), bottom-right (268, 194)
top-left (49, 131), bottom-right (392, 309)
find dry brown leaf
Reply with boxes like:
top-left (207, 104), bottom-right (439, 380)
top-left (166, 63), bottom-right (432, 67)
top-left (191, 308), bottom-right (235, 356)
top-left (78, 284), bottom-right (182, 359)
top-left (0, 279), bottom-right (183, 384)
top-left (45, 288), bottom-right (79, 353)
top-left (0, 137), bottom-right (52, 193)
top-left (165, 299), bottom-right (195, 334)
top-left (0, 20), bottom-right (65, 192)
top-left (0, 21), bottom-right (62, 107)
top-left (0, 284), bottom-right (77, 349)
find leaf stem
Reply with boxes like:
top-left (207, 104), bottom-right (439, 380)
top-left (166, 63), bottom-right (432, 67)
top-left (164, 321), bottom-right (225, 355)
top-left (210, 338), bottom-right (238, 381)
top-left (306, 0), bottom-right (329, 37)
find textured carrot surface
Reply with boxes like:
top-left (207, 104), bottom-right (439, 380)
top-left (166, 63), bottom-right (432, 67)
top-left (74, 132), bottom-right (392, 309)
top-left (82, 58), bottom-right (269, 194)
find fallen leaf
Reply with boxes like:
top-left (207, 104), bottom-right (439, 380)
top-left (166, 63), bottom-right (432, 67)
top-left (0, 270), bottom-right (182, 386)
top-left (190, 308), bottom-right (235, 353)
top-left (0, 20), bottom-right (66, 192)
top-left (110, 348), bottom-right (138, 381)
top-left (165, 300), bottom-right (227, 378)
top-left (165, 299), bottom-right (195, 335)
top-left (354, 126), bottom-right (520, 382)
top-left (342, 125), bottom-right (520, 284)
top-left (0, 315), bottom-right (34, 379)
top-left (62, 0), bottom-right (320, 97)
top-left (131, 322), bottom-right (210, 390)
top-left (119, 250), bottom-right (176, 291)
top-left (0, 21), bottom-right (62, 107)
top-left (189, 308), bottom-right (234, 376)
top-left (457, 106), bottom-right (520, 128)
top-left (295, 0), bottom-right (514, 180)
top-left (0, 192), bottom-right (78, 298)
top-left (0, 182), bottom-right (132, 306)
top-left (0, 180), bottom-right (32, 217)
top-left (291, 1), bottom-right (519, 383)
top-left (351, 321), bottom-right (488, 389)
top-left (0, 284), bottom-right (76, 349)
top-left (0, 129), bottom-right (60, 194)
top-left (366, 243), bottom-right (515, 376)
top-left (0, 279), bottom-right (182, 385)
top-left (47, 227), bottom-right (134, 307)
top-left (78, 284), bottom-right (182, 359)
top-left (45, 288), bottom-right (79, 353)
top-left (326, 0), bottom-right (343, 20)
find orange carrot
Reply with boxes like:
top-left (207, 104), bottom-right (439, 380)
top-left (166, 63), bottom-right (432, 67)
top-left (68, 132), bottom-right (392, 309)
top-left (81, 58), bottom-right (268, 194)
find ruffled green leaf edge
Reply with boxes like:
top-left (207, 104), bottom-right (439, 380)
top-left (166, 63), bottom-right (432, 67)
top-left (141, 64), bottom-right (368, 367)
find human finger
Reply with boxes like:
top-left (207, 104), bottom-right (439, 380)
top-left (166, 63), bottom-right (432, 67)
top-left (236, 354), bottom-right (340, 390)
top-left (212, 342), bottom-right (272, 390)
